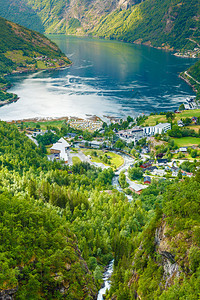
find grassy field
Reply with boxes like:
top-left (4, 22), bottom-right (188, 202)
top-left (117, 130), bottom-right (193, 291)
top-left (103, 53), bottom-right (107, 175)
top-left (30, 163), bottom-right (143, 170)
top-left (82, 149), bottom-right (124, 169)
top-left (187, 125), bottom-right (200, 133)
top-left (37, 61), bottom-right (47, 69)
top-left (22, 119), bottom-right (66, 129)
top-left (143, 109), bottom-right (200, 126)
top-left (5, 50), bottom-right (33, 63)
top-left (72, 156), bottom-right (81, 164)
top-left (172, 137), bottom-right (200, 147)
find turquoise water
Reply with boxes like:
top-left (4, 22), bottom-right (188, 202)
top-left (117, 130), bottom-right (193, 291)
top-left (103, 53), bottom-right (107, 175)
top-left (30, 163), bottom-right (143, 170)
top-left (0, 36), bottom-right (196, 121)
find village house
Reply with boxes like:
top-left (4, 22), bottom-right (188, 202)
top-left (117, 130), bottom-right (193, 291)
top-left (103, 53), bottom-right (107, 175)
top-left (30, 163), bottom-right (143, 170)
top-left (146, 165), bottom-right (158, 172)
top-left (177, 120), bottom-right (184, 127)
top-left (65, 133), bottom-right (77, 138)
top-left (129, 182), bottom-right (148, 195)
top-left (157, 158), bottom-right (168, 165)
top-left (32, 131), bottom-right (43, 138)
top-left (171, 167), bottom-right (179, 177)
top-left (50, 138), bottom-right (71, 163)
top-left (151, 169), bottom-right (166, 177)
top-left (192, 116), bottom-right (198, 124)
top-left (116, 127), bottom-right (144, 144)
top-left (179, 147), bottom-right (187, 153)
top-left (140, 162), bottom-right (152, 169)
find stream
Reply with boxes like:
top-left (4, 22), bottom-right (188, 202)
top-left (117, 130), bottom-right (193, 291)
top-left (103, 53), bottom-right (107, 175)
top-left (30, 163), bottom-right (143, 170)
top-left (97, 260), bottom-right (114, 300)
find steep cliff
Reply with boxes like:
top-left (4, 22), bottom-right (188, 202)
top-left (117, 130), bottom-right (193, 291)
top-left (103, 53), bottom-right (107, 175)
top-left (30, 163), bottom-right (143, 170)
top-left (0, 0), bottom-right (199, 51)
top-left (106, 175), bottom-right (200, 299)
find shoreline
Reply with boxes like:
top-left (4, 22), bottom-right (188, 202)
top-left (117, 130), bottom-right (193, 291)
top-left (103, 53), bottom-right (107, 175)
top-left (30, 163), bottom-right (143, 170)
top-left (0, 37), bottom-right (198, 117)
top-left (179, 74), bottom-right (198, 94)
top-left (0, 62), bottom-right (72, 108)
top-left (6, 114), bottom-right (103, 124)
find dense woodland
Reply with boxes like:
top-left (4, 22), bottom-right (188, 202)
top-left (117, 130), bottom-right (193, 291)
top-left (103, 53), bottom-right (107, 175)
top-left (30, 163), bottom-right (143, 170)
top-left (0, 120), bottom-right (200, 299)
top-left (187, 60), bottom-right (200, 99)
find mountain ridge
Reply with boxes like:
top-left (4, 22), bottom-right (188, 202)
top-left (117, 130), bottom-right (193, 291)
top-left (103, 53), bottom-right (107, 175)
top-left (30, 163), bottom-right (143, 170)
top-left (0, 0), bottom-right (199, 52)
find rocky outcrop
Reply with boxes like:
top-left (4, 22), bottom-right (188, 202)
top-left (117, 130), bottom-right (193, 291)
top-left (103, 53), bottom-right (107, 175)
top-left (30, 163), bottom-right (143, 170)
top-left (155, 220), bottom-right (180, 288)
top-left (0, 287), bottom-right (18, 300)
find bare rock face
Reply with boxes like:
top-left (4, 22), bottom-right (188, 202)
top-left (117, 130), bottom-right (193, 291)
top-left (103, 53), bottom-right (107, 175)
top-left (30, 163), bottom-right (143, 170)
top-left (0, 287), bottom-right (18, 300)
top-left (155, 220), bottom-right (180, 288)
top-left (63, 0), bottom-right (143, 32)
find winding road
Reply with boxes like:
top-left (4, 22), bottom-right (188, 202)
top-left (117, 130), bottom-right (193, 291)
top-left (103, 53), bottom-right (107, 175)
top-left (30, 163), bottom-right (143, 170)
top-left (184, 71), bottom-right (200, 85)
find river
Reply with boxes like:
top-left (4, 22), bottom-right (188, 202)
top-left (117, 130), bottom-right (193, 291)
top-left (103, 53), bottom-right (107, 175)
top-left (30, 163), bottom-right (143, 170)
top-left (0, 36), bottom-right (197, 121)
top-left (97, 260), bottom-right (114, 300)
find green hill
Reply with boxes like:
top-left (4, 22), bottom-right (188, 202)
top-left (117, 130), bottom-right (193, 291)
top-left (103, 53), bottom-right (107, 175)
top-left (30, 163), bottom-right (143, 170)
top-left (106, 174), bottom-right (200, 299)
top-left (182, 59), bottom-right (200, 100)
top-left (93, 0), bottom-right (200, 52)
top-left (0, 16), bottom-right (71, 106)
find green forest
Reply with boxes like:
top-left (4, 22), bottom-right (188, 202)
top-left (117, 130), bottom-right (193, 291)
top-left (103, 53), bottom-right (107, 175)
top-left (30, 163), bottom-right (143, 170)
top-left (92, 0), bottom-right (200, 51)
top-left (187, 60), bottom-right (200, 99)
top-left (0, 120), bottom-right (200, 299)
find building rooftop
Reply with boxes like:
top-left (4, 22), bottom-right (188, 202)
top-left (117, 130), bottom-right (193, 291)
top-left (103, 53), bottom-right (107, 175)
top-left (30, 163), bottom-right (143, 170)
top-left (57, 137), bottom-right (71, 148)
top-left (154, 123), bottom-right (171, 129)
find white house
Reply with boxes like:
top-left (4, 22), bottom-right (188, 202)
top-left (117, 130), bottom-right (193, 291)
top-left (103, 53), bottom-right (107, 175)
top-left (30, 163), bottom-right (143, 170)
top-left (50, 138), bottom-right (71, 163)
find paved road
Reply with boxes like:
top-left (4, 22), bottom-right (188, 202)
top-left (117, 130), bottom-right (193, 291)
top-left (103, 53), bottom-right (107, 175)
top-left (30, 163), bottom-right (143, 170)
top-left (185, 71), bottom-right (200, 85)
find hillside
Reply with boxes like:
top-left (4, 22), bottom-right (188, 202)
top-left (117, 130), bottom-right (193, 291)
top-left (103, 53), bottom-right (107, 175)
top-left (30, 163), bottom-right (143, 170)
top-left (0, 0), bottom-right (199, 52)
top-left (0, 120), bottom-right (147, 298)
top-left (181, 59), bottom-right (200, 100)
top-left (0, 16), bottom-right (71, 106)
top-left (0, 195), bottom-right (98, 299)
top-left (0, 117), bottom-right (200, 298)
top-left (92, 0), bottom-right (200, 52)
top-left (106, 174), bottom-right (200, 299)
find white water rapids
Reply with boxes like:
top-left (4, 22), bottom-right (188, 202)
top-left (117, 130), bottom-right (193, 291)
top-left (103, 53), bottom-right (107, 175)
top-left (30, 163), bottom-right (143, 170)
top-left (97, 260), bottom-right (114, 300)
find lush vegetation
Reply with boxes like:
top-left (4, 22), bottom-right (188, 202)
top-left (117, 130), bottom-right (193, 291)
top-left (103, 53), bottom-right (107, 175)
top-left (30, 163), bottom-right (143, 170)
top-left (0, 117), bottom-right (200, 299)
top-left (187, 60), bottom-right (200, 100)
top-left (0, 194), bottom-right (98, 299)
top-left (0, 121), bottom-right (146, 298)
top-left (143, 110), bottom-right (200, 127)
top-left (92, 0), bottom-right (200, 51)
top-left (0, 16), bottom-right (71, 104)
top-left (0, 0), bottom-right (199, 53)
top-left (105, 173), bottom-right (200, 299)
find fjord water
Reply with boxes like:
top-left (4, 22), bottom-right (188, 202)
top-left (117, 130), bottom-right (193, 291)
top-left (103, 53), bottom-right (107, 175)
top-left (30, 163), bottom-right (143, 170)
top-left (0, 36), bottom-right (197, 121)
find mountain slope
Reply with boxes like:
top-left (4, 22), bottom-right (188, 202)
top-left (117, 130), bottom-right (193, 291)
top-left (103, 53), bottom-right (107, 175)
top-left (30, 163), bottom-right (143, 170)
top-left (185, 60), bottom-right (200, 99)
top-left (0, 16), bottom-right (71, 105)
top-left (106, 173), bottom-right (200, 299)
top-left (0, 0), bottom-right (199, 52)
top-left (92, 0), bottom-right (200, 51)
top-left (0, 194), bottom-right (98, 299)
